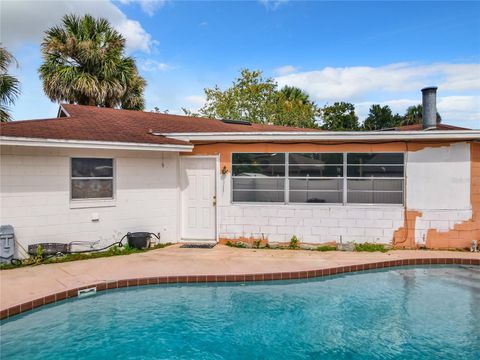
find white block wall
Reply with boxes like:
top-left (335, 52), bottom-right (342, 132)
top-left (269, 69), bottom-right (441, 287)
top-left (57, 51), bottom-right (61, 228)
top-left (216, 142), bottom-right (472, 245)
top-left (405, 142), bottom-right (472, 245)
top-left (218, 205), bottom-right (404, 244)
top-left (1, 146), bottom-right (180, 258)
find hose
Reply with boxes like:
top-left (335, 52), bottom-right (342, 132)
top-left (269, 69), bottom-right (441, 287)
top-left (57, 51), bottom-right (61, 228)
top-left (67, 234), bottom-right (128, 254)
top-left (4, 232), bottom-right (161, 266)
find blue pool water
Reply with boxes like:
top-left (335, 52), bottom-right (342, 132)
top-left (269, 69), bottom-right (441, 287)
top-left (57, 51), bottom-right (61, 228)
top-left (1, 266), bottom-right (479, 359)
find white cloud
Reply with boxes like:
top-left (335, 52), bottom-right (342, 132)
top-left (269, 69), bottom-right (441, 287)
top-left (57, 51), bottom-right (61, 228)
top-left (276, 62), bottom-right (480, 128)
top-left (138, 59), bottom-right (169, 72)
top-left (1, 0), bottom-right (156, 53)
top-left (274, 65), bottom-right (298, 76)
top-left (258, 0), bottom-right (289, 11)
top-left (118, 0), bottom-right (167, 16)
top-left (355, 96), bottom-right (480, 129)
top-left (276, 63), bottom-right (480, 102)
top-left (184, 95), bottom-right (206, 110)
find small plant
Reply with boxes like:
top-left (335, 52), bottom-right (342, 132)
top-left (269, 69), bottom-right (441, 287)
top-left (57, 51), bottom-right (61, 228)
top-left (289, 235), bottom-right (299, 249)
top-left (0, 243), bottom-right (173, 270)
top-left (225, 241), bottom-right (247, 248)
top-left (354, 243), bottom-right (388, 253)
top-left (253, 239), bottom-right (261, 249)
top-left (315, 245), bottom-right (336, 252)
top-left (34, 244), bottom-right (45, 264)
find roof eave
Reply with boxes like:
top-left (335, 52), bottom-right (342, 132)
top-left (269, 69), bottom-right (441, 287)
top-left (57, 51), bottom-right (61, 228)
top-left (153, 130), bottom-right (480, 142)
top-left (0, 136), bottom-right (193, 152)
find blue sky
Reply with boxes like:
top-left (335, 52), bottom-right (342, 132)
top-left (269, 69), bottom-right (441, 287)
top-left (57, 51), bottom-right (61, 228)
top-left (2, 0), bottom-right (480, 128)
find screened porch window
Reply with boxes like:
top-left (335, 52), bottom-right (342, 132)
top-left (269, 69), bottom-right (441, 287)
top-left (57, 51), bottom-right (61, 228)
top-left (231, 152), bottom-right (404, 205)
top-left (71, 158), bottom-right (114, 200)
top-left (288, 153), bottom-right (343, 203)
top-left (232, 153), bottom-right (285, 202)
top-left (346, 153), bottom-right (404, 204)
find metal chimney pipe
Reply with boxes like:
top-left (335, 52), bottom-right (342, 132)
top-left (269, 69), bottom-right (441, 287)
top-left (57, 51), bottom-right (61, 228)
top-left (421, 86), bottom-right (438, 129)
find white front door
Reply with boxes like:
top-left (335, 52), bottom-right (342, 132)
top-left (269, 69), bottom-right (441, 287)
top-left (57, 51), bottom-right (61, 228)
top-left (180, 157), bottom-right (216, 240)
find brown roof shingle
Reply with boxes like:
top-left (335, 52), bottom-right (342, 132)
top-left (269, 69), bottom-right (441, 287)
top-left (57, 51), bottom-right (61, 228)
top-left (0, 104), bottom-right (319, 145)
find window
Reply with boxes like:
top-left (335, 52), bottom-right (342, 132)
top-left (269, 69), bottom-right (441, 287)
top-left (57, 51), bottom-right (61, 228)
top-left (231, 152), bottom-right (404, 205)
top-left (232, 153), bottom-right (285, 202)
top-left (71, 158), bottom-right (114, 200)
top-left (346, 153), bottom-right (404, 204)
top-left (288, 153), bottom-right (343, 203)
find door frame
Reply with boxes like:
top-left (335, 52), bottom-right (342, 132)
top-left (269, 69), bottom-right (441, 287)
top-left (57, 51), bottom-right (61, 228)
top-left (179, 155), bottom-right (220, 242)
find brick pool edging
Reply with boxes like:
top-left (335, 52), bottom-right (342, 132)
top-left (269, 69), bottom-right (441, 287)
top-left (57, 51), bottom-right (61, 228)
top-left (1, 257), bottom-right (479, 321)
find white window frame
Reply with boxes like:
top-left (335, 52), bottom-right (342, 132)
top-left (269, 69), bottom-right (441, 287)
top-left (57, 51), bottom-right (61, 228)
top-left (231, 152), bottom-right (405, 206)
top-left (345, 153), bottom-right (405, 205)
top-left (231, 153), bottom-right (286, 204)
top-left (69, 157), bottom-right (116, 208)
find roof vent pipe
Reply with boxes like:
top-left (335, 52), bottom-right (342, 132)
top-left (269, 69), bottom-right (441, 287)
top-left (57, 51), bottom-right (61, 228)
top-left (421, 86), bottom-right (438, 129)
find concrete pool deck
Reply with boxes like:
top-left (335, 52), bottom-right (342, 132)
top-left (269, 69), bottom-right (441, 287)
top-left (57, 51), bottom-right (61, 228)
top-left (1, 244), bottom-right (479, 319)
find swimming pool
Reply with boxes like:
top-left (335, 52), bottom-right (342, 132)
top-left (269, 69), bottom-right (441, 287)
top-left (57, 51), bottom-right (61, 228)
top-left (1, 266), bottom-right (479, 359)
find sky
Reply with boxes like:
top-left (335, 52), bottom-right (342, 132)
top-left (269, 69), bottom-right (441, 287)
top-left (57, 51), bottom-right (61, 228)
top-left (1, 0), bottom-right (480, 128)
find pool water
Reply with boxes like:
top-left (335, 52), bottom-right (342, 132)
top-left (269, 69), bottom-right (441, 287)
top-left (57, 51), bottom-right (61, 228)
top-left (1, 266), bottom-right (479, 359)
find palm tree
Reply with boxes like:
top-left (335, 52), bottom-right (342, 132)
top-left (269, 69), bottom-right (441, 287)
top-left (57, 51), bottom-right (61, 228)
top-left (39, 14), bottom-right (146, 110)
top-left (278, 85), bottom-right (311, 105)
top-left (403, 104), bottom-right (441, 125)
top-left (0, 46), bottom-right (20, 122)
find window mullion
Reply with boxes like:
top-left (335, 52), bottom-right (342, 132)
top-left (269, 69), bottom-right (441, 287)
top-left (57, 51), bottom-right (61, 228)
top-left (285, 153), bottom-right (289, 204)
top-left (343, 153), bottom-right (347, 205)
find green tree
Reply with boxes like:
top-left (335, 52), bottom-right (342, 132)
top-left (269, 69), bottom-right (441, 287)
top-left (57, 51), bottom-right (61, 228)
top-left (320, 102), bottom-right (360, 130)
top-left (0, 45), bottom-right (20, 122)
top-left (39, 14), bottom-right (146, 110)
top-left (274, 85), bottom-right (320, 128)
top-left (188, 69), bottom-right (319, 128)
top-left (403, 104), bottom-right (442, 126)
top-left (363, 104), bottom-right (403, 130)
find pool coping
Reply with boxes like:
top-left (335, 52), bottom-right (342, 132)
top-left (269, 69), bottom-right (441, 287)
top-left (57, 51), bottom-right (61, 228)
top-left (1, 256), bottom-right (478, 321)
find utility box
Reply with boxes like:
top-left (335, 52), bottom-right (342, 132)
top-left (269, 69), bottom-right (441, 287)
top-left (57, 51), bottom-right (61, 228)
top-left (0, 225), bottom-right (15, 264)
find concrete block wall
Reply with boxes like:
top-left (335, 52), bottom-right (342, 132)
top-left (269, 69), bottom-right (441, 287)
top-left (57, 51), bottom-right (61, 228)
top-left (0, 146), bottom-right (180, 258)
top-left (216, 142), bottom-right (473, 246)
top-left (218, 205), bottom-right (405, 244)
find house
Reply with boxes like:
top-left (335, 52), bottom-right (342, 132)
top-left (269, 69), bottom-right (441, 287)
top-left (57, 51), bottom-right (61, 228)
top-left (1, 87), bottom-right (479, 257)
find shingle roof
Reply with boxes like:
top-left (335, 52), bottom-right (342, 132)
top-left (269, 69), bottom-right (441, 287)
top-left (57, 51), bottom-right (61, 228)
top-left (0, 104), bottom-right (319, 145)
top-left (394, 123), bottom-right (469, 131)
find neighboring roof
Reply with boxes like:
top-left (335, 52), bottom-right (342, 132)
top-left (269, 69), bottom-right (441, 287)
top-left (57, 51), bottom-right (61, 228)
top-left (393, 123), bottom-right (470, 131)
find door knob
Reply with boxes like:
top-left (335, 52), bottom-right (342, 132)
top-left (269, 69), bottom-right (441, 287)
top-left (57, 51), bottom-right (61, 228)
top-left (213, 195), bottom-right (217, 206)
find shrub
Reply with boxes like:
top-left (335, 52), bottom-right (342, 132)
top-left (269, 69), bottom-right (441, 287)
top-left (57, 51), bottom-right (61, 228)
top-left (354, 243), bottom-right (388, 253)
top-left (289, 235), bottom-right (300, 249)
top-left (315, 245), bottom-right (337, 252)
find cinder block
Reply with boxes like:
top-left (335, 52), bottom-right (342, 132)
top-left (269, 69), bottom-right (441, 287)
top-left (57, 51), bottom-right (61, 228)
top-left (329, 208), bottom-right (348, 218)
top-left (286, 217), bottom-right (303, 226)
top-left (319, 218), bottom-right (338, 227)
top-left (312, 226), bottom-right (327, 235)
top-left (260, 225), bottom-right (277, 233)
top-left (304, 218), bottom-right (321, 226)
top-left (277, 226), bottom-right (295, 235)
top-left (365, 228), bottom-right (383, 237)
top-left (295, 209), bottom-right (313, 218)
top-left (348, 227), bottom-right (365, 236)
top-left (226, 225), bottom-right (243, 233)
top-left (269, 217), bottom-right (286, 225)
top-left (278, 209), bottom-right (295, 217)
top-left (312, 208), bottom-right (330, 217)
top-left (243, 225), bottom-right (260, 233)
top-left (294, 226), bottom-right (311, 235)
top-left (328, 227), bottom-right (346, 236)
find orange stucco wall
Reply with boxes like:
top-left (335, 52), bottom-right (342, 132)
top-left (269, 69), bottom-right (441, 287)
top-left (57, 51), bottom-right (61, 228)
top-left (186, 141), bottom-right (458, 169)
top-left (183, 140), bottom-right (477, 249)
